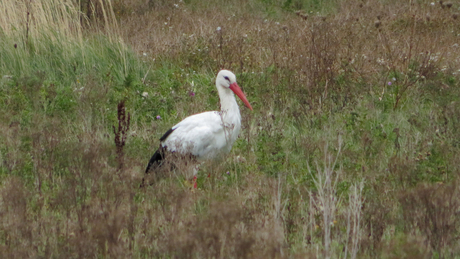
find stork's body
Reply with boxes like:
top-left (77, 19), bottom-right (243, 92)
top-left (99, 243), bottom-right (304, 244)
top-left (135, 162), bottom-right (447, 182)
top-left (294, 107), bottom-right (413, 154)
top-left (142, 70), bottom-right (252, 186)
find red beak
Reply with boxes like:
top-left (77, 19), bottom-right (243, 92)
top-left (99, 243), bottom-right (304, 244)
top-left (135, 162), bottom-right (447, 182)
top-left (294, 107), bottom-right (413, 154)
top-left (229, 83), bottom-right (253, 111)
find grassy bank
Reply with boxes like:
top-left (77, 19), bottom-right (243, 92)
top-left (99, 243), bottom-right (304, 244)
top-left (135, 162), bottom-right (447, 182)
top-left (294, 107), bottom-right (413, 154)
top-left (1, 0), bottom-right (460, 258)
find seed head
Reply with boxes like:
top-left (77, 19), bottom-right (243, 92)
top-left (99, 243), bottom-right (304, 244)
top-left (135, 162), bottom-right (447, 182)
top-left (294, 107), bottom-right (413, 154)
top-left (440, 0), bottom-right (446, 8)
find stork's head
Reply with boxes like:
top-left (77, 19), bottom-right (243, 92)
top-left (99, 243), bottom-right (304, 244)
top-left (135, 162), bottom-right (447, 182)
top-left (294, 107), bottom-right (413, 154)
top-left (216, 70), bottom-right (253, 111)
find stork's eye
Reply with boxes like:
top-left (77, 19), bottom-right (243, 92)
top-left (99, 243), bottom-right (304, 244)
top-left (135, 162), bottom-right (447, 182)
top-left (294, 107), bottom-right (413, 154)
top-left (224, 76), bottom-right (230, 81)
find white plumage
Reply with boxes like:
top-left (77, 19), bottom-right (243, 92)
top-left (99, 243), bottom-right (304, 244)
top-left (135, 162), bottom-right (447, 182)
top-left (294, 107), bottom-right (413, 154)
top-left (142, 70), bottom-right (252, 185)
top-left (163, 110), bottom-right (239, 159)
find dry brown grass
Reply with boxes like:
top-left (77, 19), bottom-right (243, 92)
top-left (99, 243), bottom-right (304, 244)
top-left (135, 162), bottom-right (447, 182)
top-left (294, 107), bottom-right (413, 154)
top-left (0, 0), bottom-right (83, 41)
top-left (400, 181), bottom-right (460, 255)
top-left (120, 0), bottom-right (460, 113)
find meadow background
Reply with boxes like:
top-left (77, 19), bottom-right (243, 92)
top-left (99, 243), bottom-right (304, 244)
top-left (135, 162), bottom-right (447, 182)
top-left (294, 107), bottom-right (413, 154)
top-left (1, 0), bottom-right (460, 258)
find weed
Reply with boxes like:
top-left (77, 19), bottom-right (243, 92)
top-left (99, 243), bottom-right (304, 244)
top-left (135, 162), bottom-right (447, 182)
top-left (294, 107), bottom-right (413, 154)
top-left (113, 100), bottom-right (131, 171)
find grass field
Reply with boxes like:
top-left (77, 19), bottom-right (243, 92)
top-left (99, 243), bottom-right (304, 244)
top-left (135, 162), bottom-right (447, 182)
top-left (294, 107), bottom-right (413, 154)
top-left (1, 0), bottom-right (460, 258)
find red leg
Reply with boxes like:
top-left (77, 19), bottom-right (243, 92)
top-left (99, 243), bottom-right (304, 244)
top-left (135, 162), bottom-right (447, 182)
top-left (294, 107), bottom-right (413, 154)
top-left (193, 176), bottom-right (198, 189)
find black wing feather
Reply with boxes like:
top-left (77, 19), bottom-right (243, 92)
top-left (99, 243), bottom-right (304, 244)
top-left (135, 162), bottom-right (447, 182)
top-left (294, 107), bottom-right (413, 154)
top-left (140, 145), bottom-right (166, 187)
top-left (144, 146), bottom-right (166, 174)
top-left (159, 128), bottom-right (175, 141)
top-left (145, 127), bottom-right (175, 175)
top-left (140, 128), bottom-right (176, 187)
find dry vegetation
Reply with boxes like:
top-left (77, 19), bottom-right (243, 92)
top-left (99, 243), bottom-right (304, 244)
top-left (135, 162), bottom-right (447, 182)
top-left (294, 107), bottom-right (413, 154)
top-left (1, 0), bottom-right (460, 258)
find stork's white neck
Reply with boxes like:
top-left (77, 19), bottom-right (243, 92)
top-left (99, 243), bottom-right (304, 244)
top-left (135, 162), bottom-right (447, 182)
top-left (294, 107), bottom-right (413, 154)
top-left (217, 85), bottom-right (242, 150)
top-left (218, 87), bottom-right (241, 120)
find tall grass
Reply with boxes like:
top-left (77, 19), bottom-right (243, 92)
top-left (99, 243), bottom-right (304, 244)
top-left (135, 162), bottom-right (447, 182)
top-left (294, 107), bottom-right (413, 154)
top-left (0, 0), bottom-right (127, 79)
top-left (0, 0), bottom-right (83, 43)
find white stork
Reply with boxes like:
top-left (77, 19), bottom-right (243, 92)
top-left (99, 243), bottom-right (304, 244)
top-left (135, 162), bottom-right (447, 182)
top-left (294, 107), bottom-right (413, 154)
top-left (141, 70), bottom-right (252, 187)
